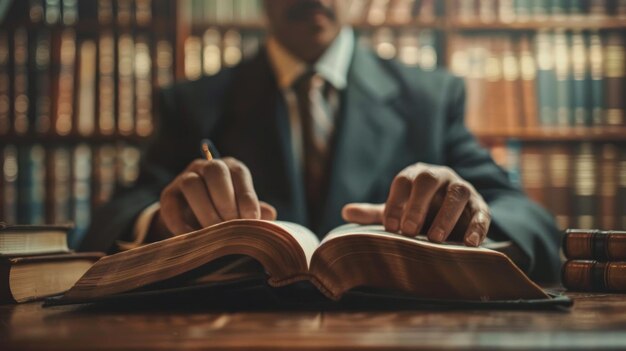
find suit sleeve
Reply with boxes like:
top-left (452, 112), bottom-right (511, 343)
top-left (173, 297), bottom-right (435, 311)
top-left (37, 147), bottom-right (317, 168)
top-left (443, 76), bottom-right (561, 283)
top-left (79, 88), bottom-right (199, 253)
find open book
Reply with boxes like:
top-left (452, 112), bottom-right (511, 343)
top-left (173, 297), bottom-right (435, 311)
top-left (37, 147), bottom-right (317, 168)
top-left (61, 220), bottom-right (548, 303)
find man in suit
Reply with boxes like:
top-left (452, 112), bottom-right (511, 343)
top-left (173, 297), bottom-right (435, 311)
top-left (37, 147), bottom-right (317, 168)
top-left (81, 0), bottom-right (561, 282)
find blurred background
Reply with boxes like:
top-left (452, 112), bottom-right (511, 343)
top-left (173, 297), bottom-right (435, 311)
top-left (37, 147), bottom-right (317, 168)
top-left (0, 0), bottom-right (625, 247)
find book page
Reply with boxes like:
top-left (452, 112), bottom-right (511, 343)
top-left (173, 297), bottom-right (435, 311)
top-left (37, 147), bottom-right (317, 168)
top-left (322, 224), bottom-right (494, 253)
top-left (272, 221), bottom-right (320, 266)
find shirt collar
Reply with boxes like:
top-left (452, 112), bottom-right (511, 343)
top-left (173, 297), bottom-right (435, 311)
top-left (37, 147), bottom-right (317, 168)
top-left (267, 26), bottom-right (354, 90)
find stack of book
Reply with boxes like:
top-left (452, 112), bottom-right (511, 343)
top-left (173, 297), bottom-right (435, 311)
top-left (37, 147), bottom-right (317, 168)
top-left (562, 229), bottom-right (626, 292)
top-left (0, 222), bottom-right (102, 304)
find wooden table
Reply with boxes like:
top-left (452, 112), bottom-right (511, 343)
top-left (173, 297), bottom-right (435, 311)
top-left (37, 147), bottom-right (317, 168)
top-left (2, 291), bottom-right (626, 350)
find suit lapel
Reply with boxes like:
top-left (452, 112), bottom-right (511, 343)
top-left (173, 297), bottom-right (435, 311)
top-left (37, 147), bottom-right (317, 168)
top-left (319, 46), bottom-right (405, 233)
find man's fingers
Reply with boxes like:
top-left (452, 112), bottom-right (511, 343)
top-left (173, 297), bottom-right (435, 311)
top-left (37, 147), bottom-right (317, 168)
top-left (200, 160), bottom-right (239, 221)
top-left (342, 203), bottom-right (384, 224)
top-left (463, 207), bottom-right (491, 247)
top-left (383, 173), bottom-right (413, 232)
top-left (223, 157), bottom-right (260, 219)
top-left (400, 171), bottom-right (443, 236)
top-left (179, 172), bottom-right (222, 228)
top-left (260, 201), bottom-right (277, 220)
top-left (427, 182), bottom-right (471, 243)
top-left (160, 186), bottom-right (199, 235)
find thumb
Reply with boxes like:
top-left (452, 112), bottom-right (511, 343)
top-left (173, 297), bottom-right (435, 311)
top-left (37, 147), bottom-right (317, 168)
top-left (259, 201), bottom-right (277, 220)
top-left (342, 203), bottom-right (385, 224)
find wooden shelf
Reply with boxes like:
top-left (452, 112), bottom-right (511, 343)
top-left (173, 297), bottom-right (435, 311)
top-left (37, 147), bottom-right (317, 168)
top-left (475, 127), bottom-right (626, 142)
top-left (448, 18), bottom-right (626, 31)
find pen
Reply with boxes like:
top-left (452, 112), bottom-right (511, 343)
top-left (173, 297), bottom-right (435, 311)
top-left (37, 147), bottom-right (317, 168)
top-left (201, 139), bottom-right (220, 160)
top-left (202, 142), bottom-right (213, 161)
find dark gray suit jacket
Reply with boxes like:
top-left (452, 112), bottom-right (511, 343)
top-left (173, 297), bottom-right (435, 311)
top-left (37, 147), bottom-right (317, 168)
top-left (80, 44), bottom-right (562, 282)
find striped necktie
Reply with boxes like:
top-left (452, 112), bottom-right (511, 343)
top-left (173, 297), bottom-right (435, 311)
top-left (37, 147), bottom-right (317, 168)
top-left (293, 71), bottom-right (335, 227)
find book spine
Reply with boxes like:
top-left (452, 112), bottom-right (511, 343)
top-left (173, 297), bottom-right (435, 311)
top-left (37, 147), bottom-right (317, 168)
top-left (515, 0), bottom-right (531, 22)
top-left (518, 34), bottom-right (538, 129)
top-left (588, 0), bottom-right (607, 17)
top-left (117, 33), bottom-right (135, 136)
top-left (93, 145), bottom-right (116, 207)
top-left (553, 30), bottom-right (572, 127)
top-left (499, 0), bottom-right (516, 23)
top-left (573, 142), bottom-right (597, 229)
top-left (0, 30), bottom-right (8, 135)
top-left (570, 31), bottom-right (589, 127)
top-left (501, 35), bottom-right (522, 132)
top-left (619, 146), bottom-right (626, 230)
top-left (134, 35), bottom-right (153, 137)
top-left (155, 38), bottom-right (174, 87)
top-left (48, 147), bottom-right (71, 224)
top-left (184, 35), bottom-right (203, 80)
top-left (62, 0), bottom-right (78, 25)
top-left (76, 40), bottom-right (97, 137)
top-left (17, 144), bottom-right (46, 225)
top-left (588, 31), bottom-right (604, 127)
top-left (397, 29), bottom-right (420, 67)
top-left (546, 144), bottom-right (572, 229)
top-left (33, 30), bottom-right (52, 134)
top-left (603, 33), bottom-right (625, 128)
top-left (535, 30), bottom-right (556, 127)
top-left (98, 31), bottom-right (115, 135)
top-left (71, 144), bottom-right (92, 249)
top-left (1, 145), bottom-right (18, 224)
top-left (520, 145), bottom-right (545, 205)
top-left (599, 143), bottom-right (618, 229)
top-left (563, 229), bottom-right (626, 261)
top-left (13, 28), bottom-right (29, 135)
top-left (222, 29), bottom-right (243, 68)
top-left (531, 0), bottom-right (549, 21)
top-left (562, 260), bottom-right (626, 292)
top-left (54, 29), bottom-right (76, 136)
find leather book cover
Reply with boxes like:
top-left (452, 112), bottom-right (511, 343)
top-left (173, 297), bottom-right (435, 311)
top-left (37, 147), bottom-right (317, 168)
top-left (564, 229), bottom-right (626, 261)
top-left (599, 143), bottom-right (618, 229)
top-left (562, 260), bottom-right (626, 292)
top-left (518, 34), bottom-right (538, 130)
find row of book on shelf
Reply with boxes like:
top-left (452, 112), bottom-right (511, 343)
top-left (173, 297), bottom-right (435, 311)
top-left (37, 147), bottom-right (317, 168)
top-left (182, 0), bottom-right (440, 26)
top-left (489, 141), bottom-right (626, 231)
top-left (0, 0), bottom-right (175, 137)
top-left (449, 30), bottom-right (626, 132)
top-left (0, 143), bottom-right (141, 248)
top-left (451, 0), bottom-right (626, 23)
top-left (7, 0), bottom-right (171, 26)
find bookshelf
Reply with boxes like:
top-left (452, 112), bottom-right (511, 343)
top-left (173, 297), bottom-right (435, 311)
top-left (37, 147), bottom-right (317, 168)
top-left (1, 0), bottom-right (625, 249)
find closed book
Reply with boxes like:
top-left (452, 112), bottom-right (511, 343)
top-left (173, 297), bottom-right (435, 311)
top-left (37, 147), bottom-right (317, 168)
top-left (17, 145), bottom-right (46, 225)
top-left (562, 260), bottom-right (626, 292)
top-left (47, 147), bottom-right (72, 224)
top-left (0, 252), bottom-right (103, 304)
top-left (54, 29), bottom-right (76, 136)
top-left (76, 40), bottom-right (97, 136)
top-left (0, 223), bottom-right (71, 256)
top-left (563, 229), bottom-right (626, 261)
top-left (501, 36), bottom-right (522, 132)
top-left (134, 35), bottom-right (153, 137)
top-left (98, 31), bottom-right (116, 135)
top-left (117, 33), bottom-right (135, 136)
top-left (603, 33), bottom-right (625, 128)
top-left (531, 0), bottom-right (549, 21)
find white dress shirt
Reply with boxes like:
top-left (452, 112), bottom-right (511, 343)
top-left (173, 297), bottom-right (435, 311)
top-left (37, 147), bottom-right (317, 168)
top-left (117, 27), bottom-right (356, 250)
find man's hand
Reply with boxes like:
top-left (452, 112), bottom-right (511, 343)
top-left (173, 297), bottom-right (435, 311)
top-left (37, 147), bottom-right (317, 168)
top-left (154, 157), bottom-right (277, 237)
top-left (342, 163), bottom-right (491, 247)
